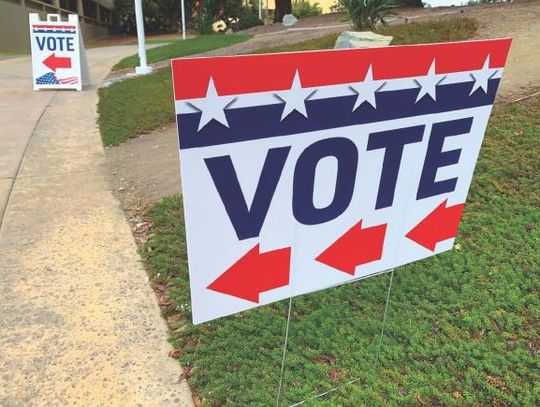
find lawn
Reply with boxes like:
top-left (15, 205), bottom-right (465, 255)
top-left (98, 18), bottom-right (478, 146)
top-left (111, 34), bottom-right (251, 71)
top-left (98, 34), bottom-right (249, 146)
top-left (98, 68), bottom-right (175, 146)
top-left (143, 98), bottom-right (540, 405)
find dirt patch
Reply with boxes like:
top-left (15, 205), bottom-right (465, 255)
top-left (106, 126), bottom-right (181, 211)
top-left (471, 1), bottom-right (540, 99)
top-left (422, 1), bottom-right (540, 99)
top-left (106, 0), bottom-right (540, 213)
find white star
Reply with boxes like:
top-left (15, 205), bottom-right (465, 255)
top-left (275, 70), bottom-right (314, 121)
top-left (190, 77), bottom-right (235, 132)
top-left (469, 55), bottom-right (495, 96)
top-left (415, 59), bottom-right (446, 103)
top-left (350, 65), bottom-right (381, 110)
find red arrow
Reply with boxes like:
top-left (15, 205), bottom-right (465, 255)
top-left (316, 220), bottom-right (387, 275)
top-left (406, 199), bottom-right (465, 251)
top-left (207, 244), bottom-right (291, 303)
top-left (43, 53), bottom-right (71, 72)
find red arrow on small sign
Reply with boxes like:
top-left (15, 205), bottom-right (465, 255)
top-left (406, 199), bottom-right (465, 251)
top-left (43, 53), bottom-right (72, 72)
top-left (316, 221), bottom-right (387, 275)
top-left (207, 244), bottom-right (291, 303)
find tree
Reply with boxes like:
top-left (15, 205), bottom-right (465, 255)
top-left (112, 0), bottom-right (188, 34)
top-left (274, 0), bottom-right (292, 23)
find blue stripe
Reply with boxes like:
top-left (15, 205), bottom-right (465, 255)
top-left (33, 30), bottom-right (76, 34)
top-left (177, 79), bottom-right (500, 150)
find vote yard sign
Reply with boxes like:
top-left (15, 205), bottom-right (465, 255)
top-left (172, 39), bottom-right (511, 324)
top-left (29, 14), bottom-right (88, 91)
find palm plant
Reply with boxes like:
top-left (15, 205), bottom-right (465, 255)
top-left (338, 0), bottom-right (396, 31)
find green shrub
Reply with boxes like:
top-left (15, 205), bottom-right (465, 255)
top-left (232, 7), bottom-right (264, 31)
top-left (292, 0), bottom-right (322, 18)
top-left (192, 6), bottom-right (214, 34)
top-left (338, 0), bottom-right (396, 30)
top-left (192, 0), bottom-right (243, 34)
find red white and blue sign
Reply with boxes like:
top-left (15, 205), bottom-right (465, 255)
top-left (29, 14), bottom-right (85, 91)
top-left (171, 39), bottom-right (511, 324)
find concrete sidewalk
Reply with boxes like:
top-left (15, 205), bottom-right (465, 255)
top-left (0, 48), bottom-right (193, 406)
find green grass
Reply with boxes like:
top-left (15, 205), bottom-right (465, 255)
top-left (143, 98), bottom-right (540, 406)
top-left (99, 34), bottom-right (250, 146)
top-left (98, 68), bottom-right (175, 146)
top-left (112, 34), bottom-right (251, 71)
top-left (86, 39), bottom-right (173, 49)
top-left (252, 17), bottom-right (478, 54)
top-left (380, 16), bottom-right (479, 46)
top-left (98, 18), bottom-right (479, 146)
top-left (250, 33), bottom-right (340, 54)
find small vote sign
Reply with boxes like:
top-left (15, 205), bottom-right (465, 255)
top-left (29, 13), bottom-right (89, 91)
top-left (171, 39), bottom-right (511, 324)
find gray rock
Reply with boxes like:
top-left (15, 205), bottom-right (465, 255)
top-left (423, 0), bottom-right (468, 7)
top-left (334, 31), bottom-right (393, 49)
top-left (282, 14), bottom-right (298, 27)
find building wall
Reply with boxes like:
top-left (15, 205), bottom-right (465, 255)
top-left (0, 0), bottom-right (111, 52)
top-left (81, 20), bottom-right (109, 43)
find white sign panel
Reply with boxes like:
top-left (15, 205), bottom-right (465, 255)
top-left (171, 39), bottom-right (511, 324)
top-left (29, 13), bottom-right (88, 91)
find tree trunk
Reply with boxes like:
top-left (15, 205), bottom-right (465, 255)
top-left (274, 0), bottom-right (292, 23)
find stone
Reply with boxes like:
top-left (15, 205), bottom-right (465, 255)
top-left (423, 0), bottom-right (469, 7)
top-left (334, 31), bottom-right (393, 49)
top-left (282, 14), bottom-right (298, 27)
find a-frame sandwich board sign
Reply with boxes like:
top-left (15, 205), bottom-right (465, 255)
top-left (29, 13), bottom-right (89, 91)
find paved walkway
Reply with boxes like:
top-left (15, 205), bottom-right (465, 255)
top-left (0, 47), bottom-right (193, 406)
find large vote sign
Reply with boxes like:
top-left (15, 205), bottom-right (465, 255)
top-left (29, 14), bottom-right (88, 91)
top-left (172, 39), bottom-right (511, 324)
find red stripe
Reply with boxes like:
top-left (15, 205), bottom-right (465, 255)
top-left (172, 38), bottom-right (511, 101)
top-left (33, 24), bottom-right (76, 29)
top-left (59, 77), bottom-right (78, 82)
